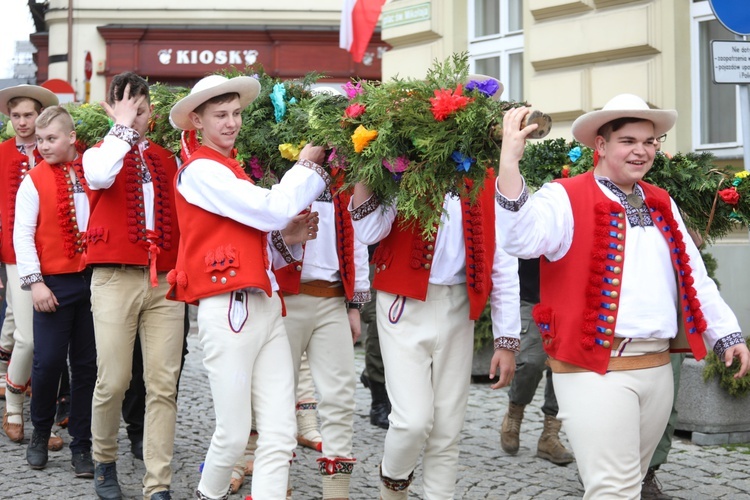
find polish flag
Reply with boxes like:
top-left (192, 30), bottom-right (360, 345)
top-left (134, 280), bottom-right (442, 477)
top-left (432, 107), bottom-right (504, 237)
top-left (339, 0), bottom-right (387, 63)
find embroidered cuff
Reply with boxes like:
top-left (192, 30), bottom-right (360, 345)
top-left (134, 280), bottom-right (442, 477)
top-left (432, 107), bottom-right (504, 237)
top-left (271, 230), bottom-right (296, 264)
top-left (297, 158), bottom-right (331, 188)
top-left (351, 290), bottom-right (372, 303)
top-left (495, 186), bottom-right (529, 212)
top-left (713, 332), bottom-right (746, 359)
top-left (494, 336), bottom-right (521, 353)
top-left (351, 196), bottom-right (380, 221)
top-left (108, 123), bottom-right (141, 147)
top-left (20, 273), bottom-right (44, 290)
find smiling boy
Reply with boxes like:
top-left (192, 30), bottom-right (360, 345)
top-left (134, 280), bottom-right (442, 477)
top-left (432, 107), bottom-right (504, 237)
top-left (168, 74), bottom-right (329, 500)
top-left (13, 106), bottom-right (96, 478)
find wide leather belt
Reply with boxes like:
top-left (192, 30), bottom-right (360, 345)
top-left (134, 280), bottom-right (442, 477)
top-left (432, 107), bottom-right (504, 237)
top-left (547, 350), bottom-right (671, 373)
top-left (296, 280), bottom-right (345, 298)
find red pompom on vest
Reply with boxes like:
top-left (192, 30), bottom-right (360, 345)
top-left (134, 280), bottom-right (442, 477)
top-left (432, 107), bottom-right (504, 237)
top-left (167, 146), bottom-right (271, 304)
top-left (27, 159), bottom-right (88, 275)
top-left (0, 139), bottom-right (44, 264)
top-left (370, 174), bottom-right (497, 321)
top-left (533, 171), bottom-right (708, 374)
top-left (274, 188), bottom-right (358, 300)
top-left (85, 141), bottom-right (179, 271)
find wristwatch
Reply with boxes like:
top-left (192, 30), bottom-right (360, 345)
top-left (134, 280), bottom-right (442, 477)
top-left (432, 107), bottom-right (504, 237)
top-left (347, 302), bottom-right (364, 311)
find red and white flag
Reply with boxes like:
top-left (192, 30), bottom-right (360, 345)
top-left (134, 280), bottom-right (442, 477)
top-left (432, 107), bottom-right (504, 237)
top-left (339, 0), bottom-right (387, 63)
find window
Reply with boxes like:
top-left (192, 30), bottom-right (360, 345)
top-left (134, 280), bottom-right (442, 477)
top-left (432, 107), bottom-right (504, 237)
top-left (691, 1), bottom-right (743, 156)
top-left (469, 0), bottom-right (524, 100)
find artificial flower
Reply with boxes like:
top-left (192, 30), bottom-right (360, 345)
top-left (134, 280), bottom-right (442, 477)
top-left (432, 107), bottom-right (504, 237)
top-left (278, 141), bottom-right (307, 161)
top-left (429, 84), bottom-right (473, 122)
top-left (567, 146), bottom-right (582, 163)
top-left (344, 103), bottom-right (366, 119)
top-left (718, 187), bottom-right (740, 205)
top-left (451, 151), bottom-right (476, 172)
top-left (465, 79), bottom-right (500, 98)
top-left (270, 83), bottom-right (287, 123)
top-left (351, 125), bottom-right (378, 153)
top-left (343, 81), bottom-right (364, 99)
top-left (328, 148), bottom-right (348, 170)
top-left (382, 156), bottom-right (409, 174)
top-left (248, 157), bottom-right (264, 179)
top-left (735, 170), bottom-right (749, 179)
top-left (562, 164), bottom-right (571, 178)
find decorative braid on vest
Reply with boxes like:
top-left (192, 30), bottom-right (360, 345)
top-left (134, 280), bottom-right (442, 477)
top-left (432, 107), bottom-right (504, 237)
top-left (52, 159), bottom-right (87, 259)
top-left (6, 152), bottom-right (41, 255)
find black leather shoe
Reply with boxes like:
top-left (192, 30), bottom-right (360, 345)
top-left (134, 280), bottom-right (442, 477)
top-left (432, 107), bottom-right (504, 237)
top-left (130, 437), bottom-right (143, 461)
top-left (27, 430), bottom-right (49, 469)
top-left (71, 449), bottom-right (95, 478)
top-left (94, 461), bottom-right (122, 499)
top-left (150, 491), bottom-right (172, 500)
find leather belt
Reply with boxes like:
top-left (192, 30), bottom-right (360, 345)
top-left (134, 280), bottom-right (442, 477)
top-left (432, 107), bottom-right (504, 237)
top-left (547, 350), bottom-right (671, 373)
top-left (296, 280), bottom-right (345, 298)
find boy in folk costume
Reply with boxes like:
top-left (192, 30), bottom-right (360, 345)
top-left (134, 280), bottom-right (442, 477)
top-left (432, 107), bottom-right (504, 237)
top-left (0, 84), bottom-right (64, 451)
top-left (272, 172), bottom-right (371, 499)
top-left (495, 95), bottom-right (749, 499)
top-left (13, 106), bottom-right (97, 477)
top-left (349, 79), bottom-right (521, 500)
top-left (82, 72), bottom-right (184, 500)
top-left (167, 74), bottom-right (329, 500)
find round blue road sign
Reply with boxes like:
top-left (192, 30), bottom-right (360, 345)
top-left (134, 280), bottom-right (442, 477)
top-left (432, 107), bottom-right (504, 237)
top-left (710, 0), bottom-right (750, 36)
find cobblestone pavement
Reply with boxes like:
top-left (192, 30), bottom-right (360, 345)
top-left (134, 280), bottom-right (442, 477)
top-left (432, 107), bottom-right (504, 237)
top-left (1, 325), bottom-right (749, 499)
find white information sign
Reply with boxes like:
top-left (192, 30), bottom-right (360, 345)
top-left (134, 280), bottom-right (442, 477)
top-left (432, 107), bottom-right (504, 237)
top-left (712, 39), bottom-right (750, 84)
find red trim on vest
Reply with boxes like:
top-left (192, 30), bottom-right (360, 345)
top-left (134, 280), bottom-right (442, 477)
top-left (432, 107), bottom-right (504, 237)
top-left (85, 141), bottom-right (178, 270)
top-left (371, 174), bottom-right (496, 320)
top-left (167, 146), bottom-right (271, 304)
top-left (0, 139), bottom-right (44, 263)
top-left (27, 159), bottom-right (88, 275)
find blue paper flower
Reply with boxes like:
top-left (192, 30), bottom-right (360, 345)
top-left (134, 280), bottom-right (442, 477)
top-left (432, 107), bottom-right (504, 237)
top-left (270, 83), bottom-right (287, 123)
top-left (451, 151), bottom-right (476, 172)
top-left (466, 79), bottom-right (500, 98)
top-left (567, 146), bottom-right (582, 163)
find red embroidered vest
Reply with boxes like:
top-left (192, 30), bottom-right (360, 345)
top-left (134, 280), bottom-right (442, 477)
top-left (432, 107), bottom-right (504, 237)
top-left (533, 172), bottom-right (708, 374)
top-left (27, 160), bottom-right (88, 275)
top-left (167, 146), bottom-right (271, 304)
top-left (85, 141), bottom-right (179, 270)
top-left (274, 189), bottom-right (357, 300)
top-left (0, 139), bottom-right (43, 264)
top-left (370, 175), bottom-right (497, 320)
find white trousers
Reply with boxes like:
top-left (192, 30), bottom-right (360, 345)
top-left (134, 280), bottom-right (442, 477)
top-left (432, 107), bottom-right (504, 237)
top-left (554, 339), bottom-right (673, 500)
top-left (4, 264), bottom-right (34, 411)
top-left (378, 284), bottom-right (473, 500)
top-left (283, 294), bottom-right (356, 459)
top-left (197, 291), bottom-right (296, 500)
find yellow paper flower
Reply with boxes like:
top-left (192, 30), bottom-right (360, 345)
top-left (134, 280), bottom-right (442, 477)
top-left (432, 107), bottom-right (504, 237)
top-left (351, 125), bottom-right (378, 154)
top-left (278, 141), bottom-right (307, 161)
top-left (735, 170), bottom-right (749, 179)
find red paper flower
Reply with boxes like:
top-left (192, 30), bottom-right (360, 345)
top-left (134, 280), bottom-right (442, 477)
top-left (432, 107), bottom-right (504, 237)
top-left (429, 84), bottom-right (473, 122)
top-left (344, 103), bottom-right (366, 119)
top-left (719, 187), bottom-right (740, 205)
top-left (562, 165), bottom-right (570, 178)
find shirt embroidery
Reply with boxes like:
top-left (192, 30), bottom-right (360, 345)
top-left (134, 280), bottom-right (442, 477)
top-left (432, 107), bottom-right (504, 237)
top-left (598, 179), bottom-right (653, 228)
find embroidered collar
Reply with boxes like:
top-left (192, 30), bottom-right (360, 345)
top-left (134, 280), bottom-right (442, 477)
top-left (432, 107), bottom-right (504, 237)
top-left (596, 177), bottom-right (653, 228)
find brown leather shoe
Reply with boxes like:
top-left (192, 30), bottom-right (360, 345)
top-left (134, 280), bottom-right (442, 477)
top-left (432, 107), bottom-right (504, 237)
top-left (0, 386), bottom-right (5, 400)
top-left (3, 411), bottom-right (24, 442)
top-left (47, 431), bottom-right (64, 451)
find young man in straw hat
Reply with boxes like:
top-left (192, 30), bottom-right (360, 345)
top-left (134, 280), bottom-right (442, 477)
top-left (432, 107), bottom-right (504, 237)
top-left (82, 72), bottom-right (184, 500)
top-left (495, 94), bottom-right (749, 498)
top-left (13, 105), bottom-right (96, 477)
top-left (167, 74), bottom-right (329, 500)
top-left (351, 76), bottom-right (521, 500)
top-left (0, 84), bottom-right (64, 451)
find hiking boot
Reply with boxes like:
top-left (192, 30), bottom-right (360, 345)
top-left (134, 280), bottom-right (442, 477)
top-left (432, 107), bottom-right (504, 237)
top-left (536, 414), bottom-right (575, 465)
top-left (94, 461), bottom-right (122, 499)
top-left (72, 449), bottom-right (95, 478)
top-left (642, 467), bottom-right (672, 499)
top-left (26, 429), bottom-right (49, 469)
top-left (500, 402), bottom-right (525, 454)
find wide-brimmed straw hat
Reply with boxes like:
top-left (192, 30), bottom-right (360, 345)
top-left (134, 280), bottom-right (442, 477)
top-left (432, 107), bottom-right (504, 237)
top-left (571, 94), bottom-right (677, 148)
top-left (465, 74), bottom-right (504, 101)
top-left (0, 84), bottom-right (59, 115)
top-left (170, 75), bottom-right (260, 131)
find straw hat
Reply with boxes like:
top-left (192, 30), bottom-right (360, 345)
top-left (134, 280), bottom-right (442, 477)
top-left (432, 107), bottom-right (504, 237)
top-left (170, 75), bottom-right (260, 131)
top-left (0, 84), bottom-right (59, 115)
top-left (571, 94), bottom-right (677, 148)
top-left (465, 74), bottom-right (504, 101)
